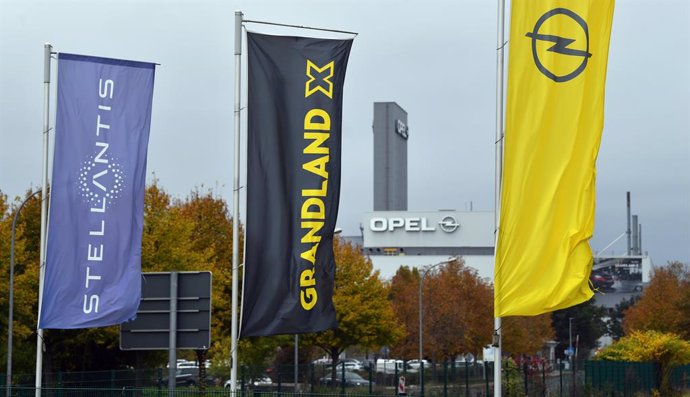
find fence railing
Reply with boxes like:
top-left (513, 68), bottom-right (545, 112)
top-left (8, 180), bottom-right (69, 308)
top-left (2, 360), bottom-right (689, 397)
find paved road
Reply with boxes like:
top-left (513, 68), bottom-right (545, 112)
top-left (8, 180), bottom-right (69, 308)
top-left (593, 290), bottom-right (641, 309)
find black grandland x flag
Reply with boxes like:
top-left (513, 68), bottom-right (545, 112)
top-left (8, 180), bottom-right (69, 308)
top-left (241, 32), bottom-right (353, 337)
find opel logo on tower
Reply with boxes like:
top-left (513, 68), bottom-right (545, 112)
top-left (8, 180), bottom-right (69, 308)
top-left (438, 216), bottom-right (460, 233)
top-left (526, 8), bottom-right (592, 82)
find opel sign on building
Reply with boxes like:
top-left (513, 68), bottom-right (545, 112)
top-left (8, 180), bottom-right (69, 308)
top-left (363, 211), bottom-right (493, 249)
top-left (360, 210), bottom-right (495, 280)
top-left (369, 215), bottom-right (461, 233)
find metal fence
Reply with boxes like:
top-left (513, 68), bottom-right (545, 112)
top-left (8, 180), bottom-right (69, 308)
top-left (2, 360), bottom-right (689, 397)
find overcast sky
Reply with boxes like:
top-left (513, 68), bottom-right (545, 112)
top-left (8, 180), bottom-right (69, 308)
top-left (1, 0), bottom-right (688, 266)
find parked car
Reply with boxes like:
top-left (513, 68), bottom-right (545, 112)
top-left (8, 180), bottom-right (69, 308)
top-left (618, 279), bottom-right (644, 292)
top-left (375, 359), bottom-right (404, 374)
top-left (590, 272), bottom-right (614, 289)
top-left (327, 360), bottom-right (364, 372)
top-left (406, 359), bottom-right (429, 372)
top-left (312, 357), bottom-right (332, 365)
top-left (224, 374), bottom-right (272, 388)
top-left (158, 367), bottom-right (201, 387)
top-left (319, 371), bottom-right (373, 387)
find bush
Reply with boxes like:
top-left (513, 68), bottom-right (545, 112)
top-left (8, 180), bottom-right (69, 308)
top-left (596, 330), bottom-right (690, 395)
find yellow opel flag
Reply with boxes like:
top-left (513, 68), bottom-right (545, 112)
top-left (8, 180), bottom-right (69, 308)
top-left (494, 0), bottom-right (615, 317)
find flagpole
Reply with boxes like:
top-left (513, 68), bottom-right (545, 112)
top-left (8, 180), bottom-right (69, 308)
top-left (231, 10), bottom-right (243, 395)
top-left (35, 42), bottom-right (52, 397)
top-left (494, 0), bottom-right (506, 395)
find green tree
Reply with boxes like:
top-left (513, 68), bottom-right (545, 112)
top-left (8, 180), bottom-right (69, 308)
top-left (304, 237), bottom-right (402, 380)
top-left (606, 295), bottom-right (639, 340)
top-left (597, 330), bottom-right (690, 395)
top-left (552, 299), bottom-right (608, 360)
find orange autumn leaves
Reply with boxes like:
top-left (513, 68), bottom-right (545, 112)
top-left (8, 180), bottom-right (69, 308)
top-left (389, 259), bottom-right (554, 361)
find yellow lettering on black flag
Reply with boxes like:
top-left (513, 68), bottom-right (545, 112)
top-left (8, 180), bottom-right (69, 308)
top-left (494, 0), bottom-right (615, 317)
top-left (242, 32), bottom-right (353, 337)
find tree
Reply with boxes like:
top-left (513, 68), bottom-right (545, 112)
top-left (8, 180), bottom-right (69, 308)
top-left (388, 266), bottom-right (419, 359)
top-left (677, 284), bottom-right (690, 340)
top-left (177, 188), bottom-right (238, 363)
top-left (7, 190), bottom-right (43, 373)
top-left (552, 299), bottom-right (608, 360)
top-left (0, 191), bottom-right (11, 364)
top-left (304, 237), bottom-right (402, 380)
top-left (597, 330), bottom-right (690, 395)
top-left (142, 182), bottom-right (208, 273)
top-left (502, 314), bottom-right (555, 356)
top-left (389, 259), bottom-right (494, 362)
top-left (39, 183), bottom-right (214, 371)
top-left (606, 295), bottom-right (640, 340)
top-left (623, 262), bottom-right (689, 336)
top-left (424, 260), bottom-right (493, 360)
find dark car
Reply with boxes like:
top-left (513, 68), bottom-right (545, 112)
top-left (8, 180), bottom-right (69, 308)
top-left (158, 368), bottom-right (198, 387)
top-left (158, 367), bottom-right (215, 388)
top-left (590, 272), bottom-right (614, 289)
top-left (319, 371), bottom-right (374, 387)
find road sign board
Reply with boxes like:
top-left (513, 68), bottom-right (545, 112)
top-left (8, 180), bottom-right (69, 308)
top-left (120, 271), bottom-right (211, 350)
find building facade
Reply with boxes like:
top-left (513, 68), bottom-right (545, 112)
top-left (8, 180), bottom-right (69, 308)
top-left (373, 102), bottom-right (408, 211)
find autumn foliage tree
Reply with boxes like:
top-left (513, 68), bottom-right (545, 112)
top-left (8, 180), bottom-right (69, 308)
top-left (678, 286), bottom-right (690, 341)
top-left (388, 266), bottom-right (419, 359)
top-left (41, 183), bottom-right (217, 371)
top-left (0, 190), bottom-right (44, 373)
top-left (623, 262), bottom-right (689, 336)
top-left (425, 260), bottom-right (493, 360)
top-left (0, 182), bottom-right (247, 374)
top-left (390, 259), bottom-right (493, 362)
top-left (501, 315), bottom-right (554, 356)
top-left (0, 191), bottom-right (13, 364)
top-left (176, 187), bottom-right (239, 363)
top-left (304, 236), bottom-right (402, 378)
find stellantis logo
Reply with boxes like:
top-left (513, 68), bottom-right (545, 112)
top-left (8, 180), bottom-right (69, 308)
top-left (370, 216), bottom-right (460, 233)
top-left (77, 147), bottom-right (126, 209)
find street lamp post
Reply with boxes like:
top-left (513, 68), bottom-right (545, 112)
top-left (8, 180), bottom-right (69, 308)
top-left (568, 317), bottom-right (574, 363)
top-left (418, 257), bottom-right (457, 397)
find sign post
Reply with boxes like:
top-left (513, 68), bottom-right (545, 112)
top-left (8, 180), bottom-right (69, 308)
top-left (120, 272), bottom-right (212, 393)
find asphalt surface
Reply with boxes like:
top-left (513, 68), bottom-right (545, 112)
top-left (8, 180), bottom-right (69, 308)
top-left (593, 289), bottom-right (641, 309)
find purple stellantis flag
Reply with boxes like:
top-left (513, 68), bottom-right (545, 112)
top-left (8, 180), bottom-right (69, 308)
top-left (39, 53), bottom-right (155, 329)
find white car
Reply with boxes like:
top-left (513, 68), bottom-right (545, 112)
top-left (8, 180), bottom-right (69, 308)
top-left (375, 359), bottom-right (405, 374)
top-left (329, 361), bottom-right (363, 372)
top-left (224, 374), bottom-right (272, 388)
top-left (312, 357), bottom-right (333, 365)
top-left (406, 359), bottom-right (430, 372)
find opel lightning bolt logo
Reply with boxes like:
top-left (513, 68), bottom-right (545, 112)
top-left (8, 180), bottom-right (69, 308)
top-left (438, 216), bottom-right (460, 233)
top-left (526, 8), bottom-right (592, 82)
